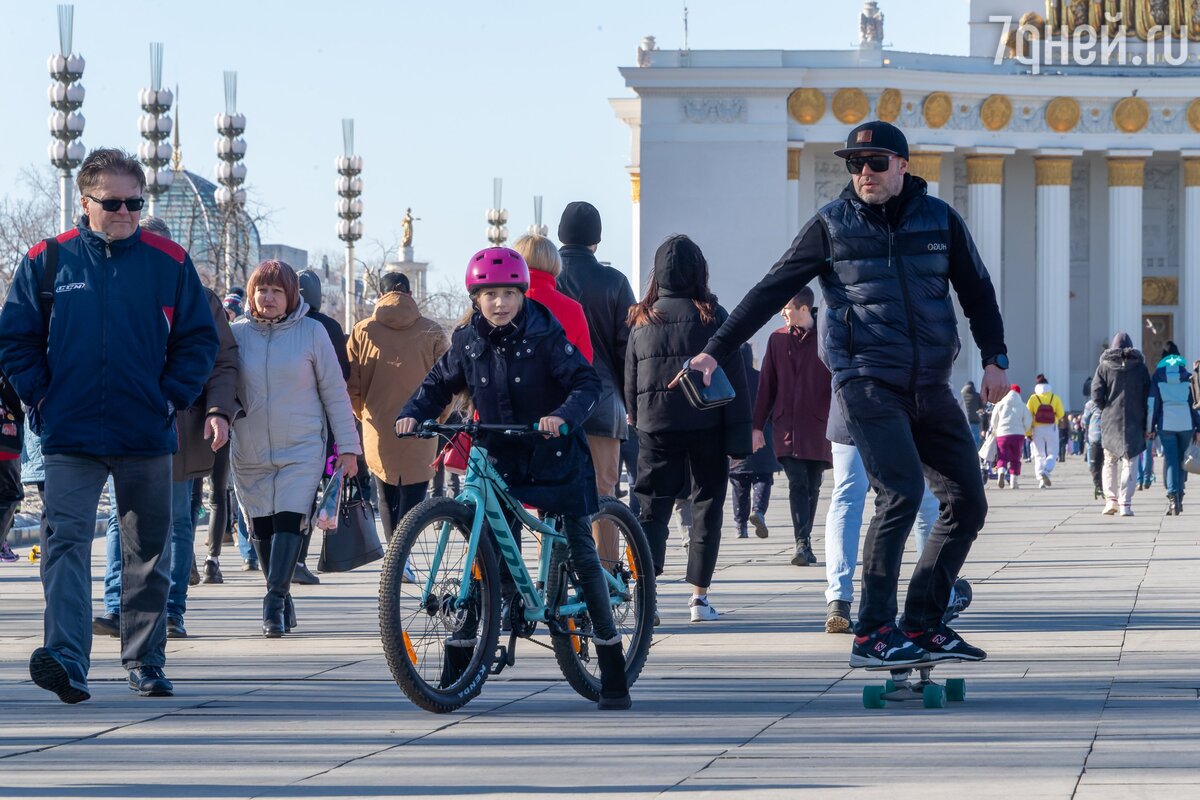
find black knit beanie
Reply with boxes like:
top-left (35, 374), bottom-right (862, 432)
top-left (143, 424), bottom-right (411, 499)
top-left (557, 201), bottom-right (602, 246)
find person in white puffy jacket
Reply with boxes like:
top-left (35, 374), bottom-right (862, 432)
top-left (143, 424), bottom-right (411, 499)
top-left (230, 260), bottom-right (362, 637)
top-left (989, 384), bottom-right (1033, 489)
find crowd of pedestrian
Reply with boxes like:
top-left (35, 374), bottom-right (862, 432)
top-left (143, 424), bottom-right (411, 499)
top-left (5, 121), bottom-right (1195, 710)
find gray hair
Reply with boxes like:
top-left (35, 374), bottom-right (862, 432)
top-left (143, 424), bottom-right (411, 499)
top-left (76, 147), bottom-right (146, 197)
top-left (139, 215), bottom-right (173, 241)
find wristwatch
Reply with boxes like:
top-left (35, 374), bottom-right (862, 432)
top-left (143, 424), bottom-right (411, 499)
top-left (982, 353), bottom-right (1009, 370)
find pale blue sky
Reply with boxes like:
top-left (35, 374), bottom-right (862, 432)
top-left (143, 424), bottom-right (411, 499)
top-left (0, 0), bottom-right (969, 287)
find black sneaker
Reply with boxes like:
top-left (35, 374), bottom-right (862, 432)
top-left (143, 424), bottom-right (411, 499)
top-left (905, 623), bottom-right (987, 661)
top-left (166, 616), bottom-right (188, 639)
top-left (849, 624), bottom-right (931, 668)
top-left (92, 612), bottom-right (120, 638)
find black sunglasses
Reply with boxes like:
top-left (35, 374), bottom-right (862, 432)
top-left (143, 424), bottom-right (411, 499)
top-left (87, 195), bottom-right (146, 212)
top-left (845, 155), bottom-right (893, 175)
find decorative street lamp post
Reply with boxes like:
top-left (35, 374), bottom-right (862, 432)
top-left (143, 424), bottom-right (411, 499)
top-left (214, 71), bottom-right (247, 292)
top-left (336, 118), bottom-right (364, 330)
top-left (527, 195), bottom-right (548, 236)
top-left (47, 4), bottom-right (85, 234)
top-left (486, 178), bottom-right (508, 245)
top-left (138, 42), bottom-right (174, 216)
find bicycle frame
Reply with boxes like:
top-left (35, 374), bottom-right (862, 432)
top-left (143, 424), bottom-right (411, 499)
top-left (422, 442), bottom-right (629, 625)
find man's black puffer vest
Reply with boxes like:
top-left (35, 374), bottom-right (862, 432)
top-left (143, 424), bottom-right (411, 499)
top-left (817, 174), bottom-right (960, 391)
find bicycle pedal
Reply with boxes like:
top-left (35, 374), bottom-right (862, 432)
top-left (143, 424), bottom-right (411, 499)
top-left (490, 646), bottom-right (509, 675)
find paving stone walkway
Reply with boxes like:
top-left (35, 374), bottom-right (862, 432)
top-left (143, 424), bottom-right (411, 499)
top-left (1, 456), bottom-right (1196, 799)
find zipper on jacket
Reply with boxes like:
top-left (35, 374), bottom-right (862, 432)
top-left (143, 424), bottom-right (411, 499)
top-left (843, 307), bottom-right (854, 356)
top-left (265, 324), bottom-right (275, 510)
top-left (889, 225), bottom-right (920, 392)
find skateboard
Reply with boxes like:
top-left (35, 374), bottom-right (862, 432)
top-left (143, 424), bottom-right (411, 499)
top-left (860, 657), bottom-right (969, 709)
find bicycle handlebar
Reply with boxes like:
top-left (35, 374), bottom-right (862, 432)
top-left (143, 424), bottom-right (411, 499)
top-left (397, 419), bottom-right (570, 439)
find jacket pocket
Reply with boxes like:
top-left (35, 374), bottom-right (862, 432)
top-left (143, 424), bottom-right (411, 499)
top-left (843, 307), bottom-right (855, 356)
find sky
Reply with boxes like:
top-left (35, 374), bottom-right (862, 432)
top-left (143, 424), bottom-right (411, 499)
top-left (0, 0), bottom-right (970, 288)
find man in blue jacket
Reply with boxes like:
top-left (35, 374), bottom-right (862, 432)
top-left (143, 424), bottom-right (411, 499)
top-left (0, 148), bottom-right (218, 703)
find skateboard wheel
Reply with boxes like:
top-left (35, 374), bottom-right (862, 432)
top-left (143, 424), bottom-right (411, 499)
top-left (922, 684), bottom-right (947, 709)
top-left (863, 685), bottom-right (887, 709)
top-left (945, 678), bottom-right (966, 702)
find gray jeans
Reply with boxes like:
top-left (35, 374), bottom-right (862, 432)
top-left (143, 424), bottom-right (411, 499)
top-left (42, 453), bottom-right (173, 689)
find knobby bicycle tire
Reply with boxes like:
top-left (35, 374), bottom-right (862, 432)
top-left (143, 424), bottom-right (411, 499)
top-left (547, 496), bottom-right (655, 701)
top-left (378, 496), bottom-right (501, 713)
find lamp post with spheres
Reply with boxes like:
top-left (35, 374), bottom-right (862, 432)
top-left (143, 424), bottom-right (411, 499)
top-left (336, 118), bottom-right (364, 330)
top-left (47, 4), bottom-right (86, 234)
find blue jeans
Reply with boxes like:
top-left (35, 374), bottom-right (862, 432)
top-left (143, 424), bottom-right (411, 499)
top-left (969, 422), bottom-right (981, 450)
top-left (102, 477), bottom-right (121, 615)
top-left (166, 478), bottom-right (196, 619)
top-left (1159, 430), bottom-right (1193, 498)
top-left (233, 498), bottom-right (255, 562)
top-left (823, 442), bottom-right (938, 604)
top-left (1138, 444), bottom-right (1155, 485)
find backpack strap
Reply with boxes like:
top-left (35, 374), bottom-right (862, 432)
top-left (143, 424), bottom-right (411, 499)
top-left (38, 237), bottom-right (60, 338)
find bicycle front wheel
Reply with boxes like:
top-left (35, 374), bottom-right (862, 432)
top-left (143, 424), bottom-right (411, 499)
top-left (378, 496), bottom-right (501, 713)
top-left (548, 496), bottom-right (655, 701)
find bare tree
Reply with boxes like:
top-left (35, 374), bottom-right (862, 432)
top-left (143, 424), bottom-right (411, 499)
top-left (419, 274), bottom-right (471, 330)
top-left (0, 166), bottom-right (60, 294)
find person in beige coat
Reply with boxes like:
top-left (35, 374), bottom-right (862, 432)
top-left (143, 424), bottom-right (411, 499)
top-left (231, 260), bottom-right (361, 637)
top-left (347, 272), bottom-right (449, 541)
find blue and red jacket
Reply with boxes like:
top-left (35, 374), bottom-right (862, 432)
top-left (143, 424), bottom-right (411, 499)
top-left (0, 222), bottom-right (218, 457)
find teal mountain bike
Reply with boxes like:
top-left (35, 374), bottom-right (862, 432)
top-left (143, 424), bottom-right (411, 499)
top-left (379, 420), bottom-right (655, 713)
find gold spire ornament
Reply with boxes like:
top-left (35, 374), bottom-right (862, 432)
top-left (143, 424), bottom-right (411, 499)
top-left (171, 84), bottom-right (182, 171)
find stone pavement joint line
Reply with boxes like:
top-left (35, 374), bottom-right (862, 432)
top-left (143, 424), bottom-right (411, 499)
top-left (1, 458), bottom-right (1198, 799)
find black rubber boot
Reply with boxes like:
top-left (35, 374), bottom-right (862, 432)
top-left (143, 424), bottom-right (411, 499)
top-left (284, 595), bottom-right (297, 633)
top-left (1166, 494), bottom-right (1177, 516)
top-left (439, 638), bottom-right (475, 688)
top-left (595, 640), bottom-right (631, 710)
top-left (263, 532), bottom-right (303, 638)
top-left (251, 535), bottom-right (272, 582)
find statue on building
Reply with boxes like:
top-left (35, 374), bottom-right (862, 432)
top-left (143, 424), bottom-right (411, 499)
top-left (401, 207), bottom-right (419, 249)
top-left (637, 35), bottom-right (658, 67)
top-left (859, 1), bottom-right (884, 47)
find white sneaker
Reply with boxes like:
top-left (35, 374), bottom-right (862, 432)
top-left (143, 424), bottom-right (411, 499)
top-left (1010, 476), bottom-right (1019, 489)
top-left (1038, 476), bottom-right (1048, 489)
top-left (1119, 506), bottom-right (1134, 517)
top-left (689, 596), bottom-right (719, 622)
top-left (1102, 501), bottom-right (1118, 515)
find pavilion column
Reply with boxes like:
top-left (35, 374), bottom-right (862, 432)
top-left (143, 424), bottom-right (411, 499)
top-left (787, 146), bottom-right (802, 237)
top-left (907, 151), bottom-right (943, 198)
top-left (630, 170), bottom-right (641, 292)
top-left (1034, 156), bottom-right (1072, 392)
top-left (1107, 155), bottom-right (1146, 347)
top-left (1183, 156), bottom-right (1200, 361)
top-left (965, 155), bottom-right (1005, 380)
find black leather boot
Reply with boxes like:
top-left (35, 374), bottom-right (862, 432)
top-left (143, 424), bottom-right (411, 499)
top-left (263, 532), bottom-right (303, 638)
top-left (439, 638), bottom-right (475, 688)
top-left (594, 639), bottom-right (631, 710)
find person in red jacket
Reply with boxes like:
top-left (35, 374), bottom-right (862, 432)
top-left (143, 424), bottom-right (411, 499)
top-left (514, 234), bottom-right (593, 363)
top-left (752, 287), bottom-right (832, 567)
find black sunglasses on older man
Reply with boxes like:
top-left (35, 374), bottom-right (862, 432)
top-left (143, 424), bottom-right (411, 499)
top-left (87, 195), bottom-right (146, 212)
top-left (845, 154), bottom-right (893, 175)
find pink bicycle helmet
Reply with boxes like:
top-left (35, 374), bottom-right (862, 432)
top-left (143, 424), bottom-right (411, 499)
top-left (465, 247), bottom-right (529, 293)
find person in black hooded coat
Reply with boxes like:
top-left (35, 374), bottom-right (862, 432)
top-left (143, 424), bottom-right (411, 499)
top-left (1091, 331), bottom-right (1152, 515)
top-left (625, 235), bottom-right (751, 622)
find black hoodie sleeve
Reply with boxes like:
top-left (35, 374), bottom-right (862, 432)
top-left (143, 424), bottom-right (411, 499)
top-left (702, 217), bottom-right (831, 365)
top-left (946, 208), bottom-right (1007, 367)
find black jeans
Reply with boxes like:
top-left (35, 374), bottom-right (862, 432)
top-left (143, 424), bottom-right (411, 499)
top-left (1088, 442), bottom-right (1104, 489)
top-left (729, 472), bottom-right (771, 526)
top-left (837, 378), bottom-right (987, 634)
top-left (206, 442), bottom-right (231, 558)
top-left (634, 429), bottom-right (727, 588)
top-left (779, 457), bottom-right (825, 544)
top-left (374, 476), bottom-right (429, 543)
top-left (620, 434), bottom-right (640, 515)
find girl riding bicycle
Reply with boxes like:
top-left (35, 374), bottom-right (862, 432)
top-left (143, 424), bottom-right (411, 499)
top-left (395, 247), bottom-right (631, 710)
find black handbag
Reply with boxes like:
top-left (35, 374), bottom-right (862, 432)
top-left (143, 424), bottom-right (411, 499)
top-left (675, 359), bottom-right (736, 410)
top-left (318, 476), bottom-right (384, 572)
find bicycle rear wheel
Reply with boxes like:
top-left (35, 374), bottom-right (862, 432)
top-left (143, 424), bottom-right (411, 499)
top-left (548, 497), bottom-right (655, 701)
top-left (378, 496), bottom-right (501, 713)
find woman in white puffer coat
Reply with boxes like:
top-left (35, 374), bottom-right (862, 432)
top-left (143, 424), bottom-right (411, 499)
top-left (231, 260), bottom-right (361, 637)
top-left (989, 384), bottom-right (1033, 489)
